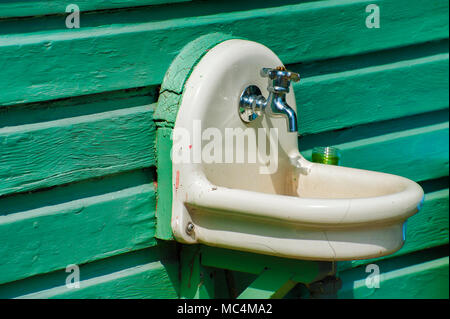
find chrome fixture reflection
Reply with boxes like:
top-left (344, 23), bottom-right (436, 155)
top-left (239, 66), bottom-right (300, 132)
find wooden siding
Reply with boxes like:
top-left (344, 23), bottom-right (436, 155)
top-left (0, 0), bottom-right (448, 298)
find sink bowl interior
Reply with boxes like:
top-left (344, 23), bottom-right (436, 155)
top-left (203, 160), bottom-right (409, 199)
top-left (296, 164), bottom-right (408, 199)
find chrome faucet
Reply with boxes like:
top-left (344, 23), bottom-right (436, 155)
top-left (239, 66), bottom-right (300, 132)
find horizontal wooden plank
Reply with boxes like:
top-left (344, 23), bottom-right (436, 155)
top-left (338, 189), bottom-right (449, 271)
top-left (0, 0), bottom-right (447, 106)
top-left (0, 0), bottom-right (190, 18)
top-left (338, 256), bottom-right (449, 299)
top-left (18, 261), bottom-right (178, 299)
top-left (0, 86), bottom-right (157, 128)
top-left (0, 242), bottom-right (178, 298)
top-left (297, 53), bottom-right (449, 135)
top-left (0, 183), bottom-right (157, 285)
top-left (0, 104), bottom-right (156, 197)
top-left (301, 122), bottom-right (449, 182)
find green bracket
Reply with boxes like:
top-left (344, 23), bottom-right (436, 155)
top-left (181, 245), bottom-right (334, 299)
top-left (180, 245), bottom-right (215, 299)
top-left (237, 268), bottom-right (297, 299)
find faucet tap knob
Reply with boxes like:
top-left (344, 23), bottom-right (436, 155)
top-left (260, 66), bottom-right (300, 93)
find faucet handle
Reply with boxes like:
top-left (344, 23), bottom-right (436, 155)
top-left (260, 66), bottom-right (300, 82)
top-left (260, 66), bottom-right (300, 93)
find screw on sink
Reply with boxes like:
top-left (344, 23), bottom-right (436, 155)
top-left (186, 222), bottom-right (195, 235)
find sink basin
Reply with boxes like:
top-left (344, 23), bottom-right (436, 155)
top-left (170, 39), bottom-right (424, 261)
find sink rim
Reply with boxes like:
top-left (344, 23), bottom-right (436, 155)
top-left (184, 163), bottom-right (424, 228)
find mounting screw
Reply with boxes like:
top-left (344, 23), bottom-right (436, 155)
top-left (186, 222), bottom-right (195, 235)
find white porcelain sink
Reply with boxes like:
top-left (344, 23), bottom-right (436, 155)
top-left (170, 39), bottom-right (424, 261)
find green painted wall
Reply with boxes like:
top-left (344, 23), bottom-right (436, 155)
top-left (0, 0), bottom-right (448, 298)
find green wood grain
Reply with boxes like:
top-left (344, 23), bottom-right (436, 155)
top-left (0, 105), bottom-right (156, 197)
top-left (338, 256), bottom-right (449, 299)
top-left (18, 261), bottom-right (178, 299)
top-left (301, 122), bottom-right (449, 182)
top-left (0, 183), bottom-right (157, 285)
top-left (297, 53), bottom-right (449, 135)
top-left (338, 189), bottom-right (449, 271)
top-left (0, 0), bottom-right (191, 18)
top-left (0, 0), bottom-right (447, 106)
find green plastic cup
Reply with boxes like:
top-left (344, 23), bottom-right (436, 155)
top-left (312, 146), bottom-right (341, 166)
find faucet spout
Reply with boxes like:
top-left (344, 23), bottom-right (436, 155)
top-left (238, 66), bottom-right (300, 133)
top-left (270, 95), bottom-right (298, 132)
